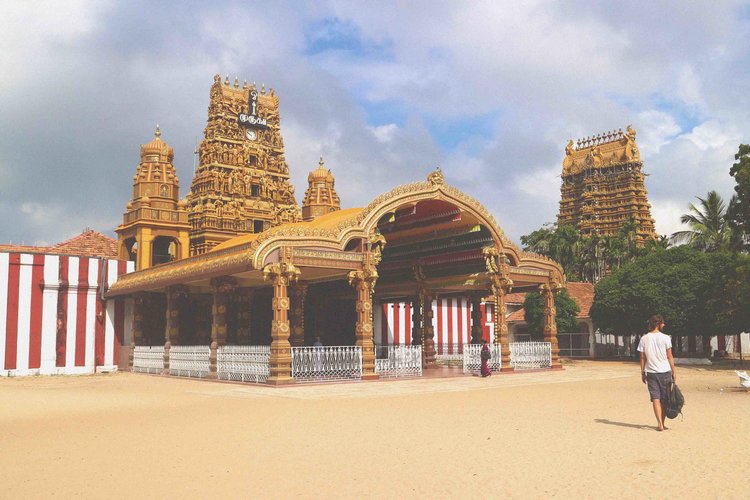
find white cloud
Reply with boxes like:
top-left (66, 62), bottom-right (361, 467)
top-left (368, 124), bottom-right (399, 143)
top-left (636, 110), bottom-right (681, 157)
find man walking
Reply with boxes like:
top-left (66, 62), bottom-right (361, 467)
top-left (637, 315), bottom-right (676, 432)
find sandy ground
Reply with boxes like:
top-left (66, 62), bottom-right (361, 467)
top-left (1, 360), bottom-right (748, 499)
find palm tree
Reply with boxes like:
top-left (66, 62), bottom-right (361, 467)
top-left (670, 191), bottom-right (736, 251)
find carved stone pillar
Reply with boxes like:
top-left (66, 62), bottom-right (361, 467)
top-left (541, 283), bottom-right (562, 369)
top-left (493, 283), bottom-right (512, 371)
top-left (234, 288), bottom-right (253, 345)
top-left (349, 271), bottom-right (378, 380)
top-left (411, 295), bottom-right (422, 346)
top-left (164, 285), bottom-right (187, 375)
top-left (289, 282), bottom-right (308, 347)
top-left (264, 263), bottom-right (299, 385)
top-left (210, 277), bottom-right (236, 379)
top-left (470, 293), bottom-right (483, 344)
top-left (129, 293), bottom-right (145, 370)
top-left (422, 292), bottom-right (436, 367)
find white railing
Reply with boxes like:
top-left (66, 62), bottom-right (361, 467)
top-left (217, 345), bottom-right (270, 383)
top-left (291, 346), bottom-right (362, 383)
top-left (169, 345), bottom-right (210, 378)
top-left (132, 346), bottom-right (164, 374)
top-left (375, 345), bottom-right (422, 378)
top-left (462, 344), bottom-right (502, 374)
top-left (509, 342), bottom-right (552, 370)
top-left (435, 343), bottom-right (464, 364)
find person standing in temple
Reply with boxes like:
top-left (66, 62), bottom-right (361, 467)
top-left (480, 339), bottom-right (492, 377)
top-left (637, 315), bottom-right (676, 432)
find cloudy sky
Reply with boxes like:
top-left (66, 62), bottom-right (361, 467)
top-left (1, 1), bottom-right (749, 247)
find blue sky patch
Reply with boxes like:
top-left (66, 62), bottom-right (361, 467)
top-left (305, 17), bottom-right (394, 60)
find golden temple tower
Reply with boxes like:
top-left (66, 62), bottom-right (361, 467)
top-left (186, 75), bottom-right (300, 255)
top-left (301, 156), bottom-right (341, 221)
top-left (116, 126), bottom-right (191, 271)
top-left (558, 126), bottom-right (657, 244)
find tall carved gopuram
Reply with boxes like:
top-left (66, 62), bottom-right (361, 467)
top-left (187, 75), bottom-right (300, 255)
top-left (558, 126), bottom-right (657, 244)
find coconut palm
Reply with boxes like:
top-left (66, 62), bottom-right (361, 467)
top-left (670, 191), bottom-right (736, 251)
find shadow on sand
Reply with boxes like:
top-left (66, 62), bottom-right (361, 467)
top-left (594, 418), bottom-right (654, 430)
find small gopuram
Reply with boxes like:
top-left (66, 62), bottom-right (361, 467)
top-left (115, 126), bottom-right (191, 270)
top-left (186, 75), bottom-right (299, 255)
top-left (559, 126), bottom-right (657, 244)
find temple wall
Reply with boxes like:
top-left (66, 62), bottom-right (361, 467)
top-left (0, 252), bottom-right (134, 376)
top-left (375, 299), bottom-right (495, 347)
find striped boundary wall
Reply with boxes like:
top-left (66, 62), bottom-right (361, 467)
top-left (374, 298), bottom-right (495, 348)
top-left (1, 252), bottom-right (134, 377)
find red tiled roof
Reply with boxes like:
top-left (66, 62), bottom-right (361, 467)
top-left (0, 229), bottom-right (118, 259)
top-left (506, 281), bottom-right (595, 323)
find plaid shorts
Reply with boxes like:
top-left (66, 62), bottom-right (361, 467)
top-left (646, 371), bottom-right (672, 402)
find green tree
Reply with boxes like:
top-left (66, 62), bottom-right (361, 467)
top-left (591, 246), bottom-right (749, 338)
top-left (523, 288), bottom-right (580, 338)
top-left (670, 190), bottom-right (736, 252)
top-left (729, 143), bottom-right (750, 248)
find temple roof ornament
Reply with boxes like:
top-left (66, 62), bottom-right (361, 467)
top-left (427, 167), bottom-right (445, 187)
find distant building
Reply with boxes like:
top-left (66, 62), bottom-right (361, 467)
top-left (558, 126), bottom-right (657, 244)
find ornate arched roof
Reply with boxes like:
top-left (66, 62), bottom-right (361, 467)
top-left (108, 170), bottom-right (562, 296)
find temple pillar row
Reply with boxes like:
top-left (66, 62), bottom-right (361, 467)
top-left (209, 277), bottom-right (236, 379)
top-left (422, 292), bottom-right (436, 367)
top-left (541, 283), bottom-right (562, 369)
top-left (411, 295), bottom-right (422, 346)
top-left (349, 271), bottom-right (378, 380)
top-left (234, 288), bottom-right (254, 344)
top-left (470, 293), bottom-right (483, 344)
top-left (128, 293), bottom-right (146, 370)
top-left (493, 283), bottom-right (512, 371)
top-left (289, 282), bottom-right (308, 347)
top-left (264, 263), bottom-right (300, 385)
top-left (164, 285), bottom-right (187, 374)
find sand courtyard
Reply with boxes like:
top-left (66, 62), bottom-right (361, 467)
top-left (1, 360), bottom-right (747, 499)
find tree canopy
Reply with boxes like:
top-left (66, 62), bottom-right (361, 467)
top-left (590, 246), bottom-right (750, 337)
top-left (729, 143), bottom-right (750, 249)
top-left (670, 190), bottom-right (739, 252)
top-left (520, 219), bottom-right (658, 283)
top-left (523, 288), bottom-right (580, 338)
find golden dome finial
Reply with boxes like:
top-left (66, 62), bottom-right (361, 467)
top-left (319, 155), bottom-right (325, 168)
top-left (155, 124), bottom-right (161, 138)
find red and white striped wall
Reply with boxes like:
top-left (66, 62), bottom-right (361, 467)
top-left (0, 252), bottom-right (134, 377)
top-left (374, 298), bottom-right (495, 348)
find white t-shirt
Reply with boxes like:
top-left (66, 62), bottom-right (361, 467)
top-left (637, 332), bottom-right (673, 373)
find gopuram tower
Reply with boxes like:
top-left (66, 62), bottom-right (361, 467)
top-left (187, 75), bottom-right (299, 255)
top-left (116, 126), bottom-right (190, 271)
top-left (558, 126), bottom-right (657, 244)
top-left (301, 157), bottom-right (341, 221)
